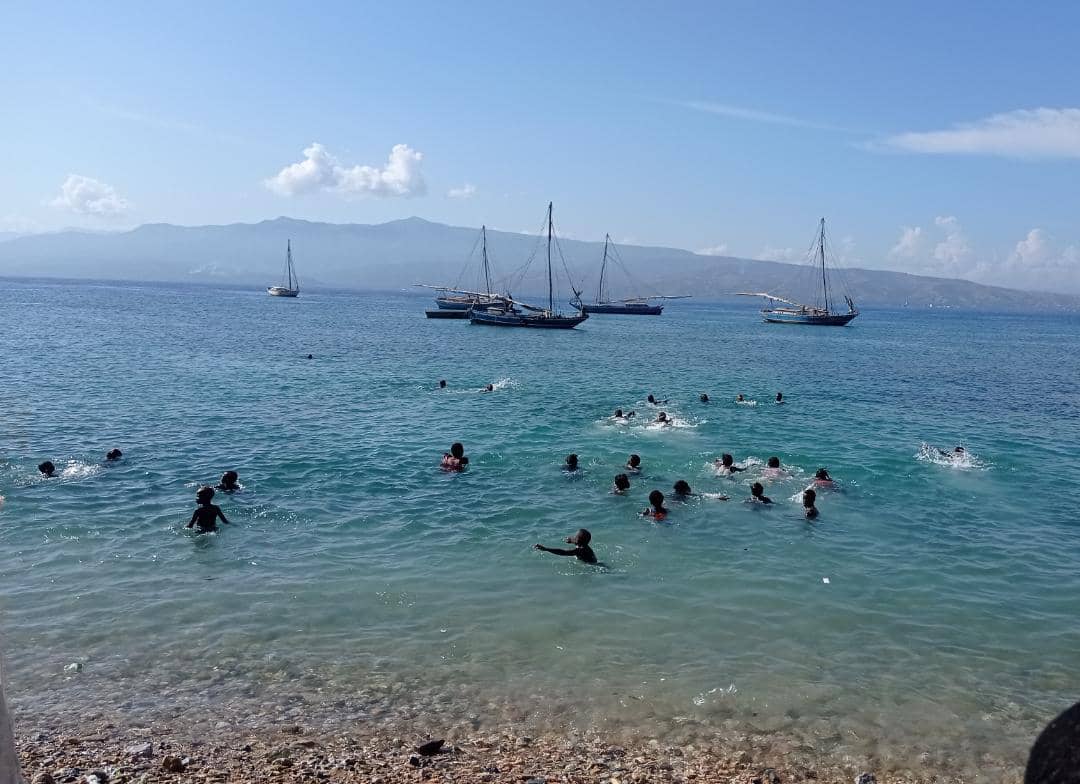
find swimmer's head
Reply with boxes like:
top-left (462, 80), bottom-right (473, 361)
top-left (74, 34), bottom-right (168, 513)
top-left (648, 489), bottom-right (665, 508)
top-left (673, 480), bottom-right (691, 495)
top-left (657, 411), bottom-right (668, 422)
top-left (700, 393), bottom-right (709, 402)
top-left (221, 470), bottom-right (239, 487)
top-left (439, 379), bottom-right (447, 388)
top-left (565, 453), bottom-right (579, 470)
top-left (737, 394), bottom-right (744, 402)
top-left (954, 446), bottom-right (965, 453)
top-left (614, 408), bottom-right (623, 418)
top-left (815, 468), bottom-right (831, 480)
top-left (38, 460), bottom-right (56, 477)
top-left (306, 354), bottom-right (313, 360)
top-left (568, 528), bottom-right (591, 546)
top-left (450, 442), bottom-right (465, 459)
top-left (485, 383), bottom-right (494, 392)
top-left (614, 473), bottom-right (630, 491)
top-left (803, 488), bottom-right (817, 507)
top-left (721, 453), bottom-right (734, 467)
top-left (647, 394), bottom-right (656, 404)
top-left (196, 486), bottom-right (215, 503)
top-left (627, 454), bottom-right (641, 468)
top-left (751, 482), bottom-right (765, 498)
top-left (106, 448), bottom-right (122, 461)
top-left (767, 456), bottom-right (780, 468)
top-left (776, 392), bottom-right (783, 402)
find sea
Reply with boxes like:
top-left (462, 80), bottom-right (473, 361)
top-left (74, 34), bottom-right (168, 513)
top-left (2, 278), bottom-right (1078, 780)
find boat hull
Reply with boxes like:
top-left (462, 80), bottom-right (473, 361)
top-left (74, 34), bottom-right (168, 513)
top-left (425, 309), bottom-right (469, 319)
top-left (470, 310), bottom-right (588, 329)
top-left (267, 287), bottom-right (299, 297)
top-left (762, 311), bottom-right (857, 326)
top-left (582, 303), bottom-right (663, 315)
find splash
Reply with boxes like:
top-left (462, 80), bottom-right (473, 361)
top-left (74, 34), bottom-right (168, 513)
top-left (916, 443), bottom-right (987, 470)
top-left (59, 460), bottom-right (103, 481)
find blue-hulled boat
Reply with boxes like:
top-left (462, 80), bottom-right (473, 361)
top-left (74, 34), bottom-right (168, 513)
top-left (739, 218), bottom-right (859, 326)
top-left (470, 203), bottom-right (588, 330)
top-left (573, 234), bottom-right (688, 315)
top-left (418, 225), bottom-right (511, 315)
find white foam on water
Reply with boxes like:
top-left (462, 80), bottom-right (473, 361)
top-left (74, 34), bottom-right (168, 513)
top-left (916, 443), bottom-right (987, 470)
top-left (59, 460), bottom-right (102, 480)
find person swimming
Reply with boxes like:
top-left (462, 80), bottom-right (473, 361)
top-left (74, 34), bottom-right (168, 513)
top-left (775, 392), bottom-right (784, 404)
top-left (438, 379), bottom-right (447, 389)
top-left (655, 411), bottom-right (671, 425)
top-left (37, 461), bottom-right (56, 478)
top-left (441, 442), bottom-right (469, 471)
top-left (802, 488), bottom-right (819, 519)
top-left (747, 482), bottom-right (773, 504)
top-left (484, 383), bottom-right (494, 392)
top-left (564, 453), bottom-right (580, 472)
top-left (714, 453), bottom-right (744, 474)
top-left (699, 393), bottom-right (710, 403)
top-left (105, 449), bottom-right (122, 461)
top-left (612, 473), bottom-right (631, 494)
top-left (813, 468), bottom-right (836, 488)
top-left (187, 486), bottom-right (230, 532)
top-left (643, 489), bottom-right (668, 519)
top-left (736, 394), bottom-right (745, 403)
top-left (672, 480), bottom-right (693, 498)
top-left (647, 394), bottom-right (668, 405)
top-left (534, 528), bottom-right (598, 564)
top-left (306, 354), bottom-right (314, 360)
top-left (217, 470), bottom-right (240, 491)
top-left (764, 456), bottom-right (787, 478)
top-left (626, 454), bottom-right (642, 473)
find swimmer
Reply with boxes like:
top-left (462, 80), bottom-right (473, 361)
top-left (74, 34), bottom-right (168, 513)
top-left (484, 383), bottom-right (494, 392)
top-left (438, 379), bottom-right (447, 389)
top-left (699, 393), bottom-right (710, 403)
top-left (38, 460), bottom-right (57, 477)
top-left (813, 468), bottom-right (836, 488)
top-left (647, 394), bottom-right (668, 405)
top-left (714, 453), bottom-right (744, 474)
top-left (105, 449), bottom-right (122, 461)
top-left (802, 488), bottom-right (819, 519)
top-left (643, 489), bottom-right (669, 519)
top-left (534, 528), bottom-right (598, 564)
top-left (775, 392), bottom-right (783, 404)
top-left (672, 480), bottom-right (693, 497)
top-left (441, 442), bottom-right (469, 471)
top-left (187, 486), bottom-right (230, 532)
top-left (612, 473), bottom-right (631, 494)
top-left (216, 470), bottom-right (240, 491)
top-left (306, 354), bottom-right (313, 360)
top-left (736, 394), bottom-right (745, 403)
top-left (747, 482), bottom-right (773, 504)
top-left (626, 454), bottom-right (642, 473)
top-left (764, 456), bottom-right (787, 478)
top-left (655, 411), bottom-right (671, 425)
top-left (564, 453), bottom-right (580, 473)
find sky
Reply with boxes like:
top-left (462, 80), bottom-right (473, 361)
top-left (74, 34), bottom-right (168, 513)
top-left (3, 0), bottom-right (1079, 292)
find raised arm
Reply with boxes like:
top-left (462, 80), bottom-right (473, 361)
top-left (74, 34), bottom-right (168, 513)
top-left (534, 544), bottom-right (576, 557)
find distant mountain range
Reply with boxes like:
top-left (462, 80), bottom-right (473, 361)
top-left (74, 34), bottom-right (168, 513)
top-left (1, 216), bottom-right (1076, 312)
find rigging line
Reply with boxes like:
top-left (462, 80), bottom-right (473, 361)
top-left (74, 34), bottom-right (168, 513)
top-left (552, 230), bottom-right (579, 296)
top-left (451, 230), bottom-right (484, 290)
top-left (607, 240), bottom-right (662, 298)
top-left (505, 215), bottom-right (549, 292)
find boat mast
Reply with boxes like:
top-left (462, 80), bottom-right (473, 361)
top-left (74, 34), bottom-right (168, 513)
top-left (481, 225), bottom-right (492, 296)
top-left (597, 234), bottom-right (609, 304)
top-left (287, 239), bottom-right (294, 290)
top-left (546, 202), bottom-right (554, 313)
top-left (818, 218), bottom-right (828, 313)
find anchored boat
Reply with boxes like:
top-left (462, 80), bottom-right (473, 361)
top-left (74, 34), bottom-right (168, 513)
top-left (267, 240), bottom-right (300, 297)
top-left (740, 218), bottom-right (859, 326)
top-left (574, 234), bottom-right (689, 315)
top-left (470, 203), bottom-right (588, 329)
top-left (418, 225), bottom-right (511, 318)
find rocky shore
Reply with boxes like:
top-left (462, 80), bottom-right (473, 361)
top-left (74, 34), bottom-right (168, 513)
top-left (15, 720), bottom-right (982, 784)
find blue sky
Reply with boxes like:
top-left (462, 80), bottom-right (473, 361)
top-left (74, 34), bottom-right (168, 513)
top-left (3, 1), bottom-right (1080, 291)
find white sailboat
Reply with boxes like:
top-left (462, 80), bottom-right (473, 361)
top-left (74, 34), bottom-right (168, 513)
top-left (267, 239), bottom-right (300, 297)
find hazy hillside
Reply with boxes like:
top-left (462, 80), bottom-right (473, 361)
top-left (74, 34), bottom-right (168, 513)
top-left (1, 216), bottom-right (1076, 312)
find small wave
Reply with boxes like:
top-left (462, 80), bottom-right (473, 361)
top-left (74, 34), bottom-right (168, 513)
top-left (59, 461), bottom-right (103, 481)
top-left (735, 399), bottom-right (758, 407)
top-left (916, 443), bottom-right (987, 470)
top-left (490, 377), bottom-right (515, 391)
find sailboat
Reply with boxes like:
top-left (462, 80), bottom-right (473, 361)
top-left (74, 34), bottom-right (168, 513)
top-left (417, 225), bottom-right (511, 318)
top-left (470, 203), bottom-right (588, 329)
top-left (739, 218), bottom-right (859, 326)
top-left (267, 240), bottom-right (300, 297)
top-left (573, 234), bottom-right (689, 315)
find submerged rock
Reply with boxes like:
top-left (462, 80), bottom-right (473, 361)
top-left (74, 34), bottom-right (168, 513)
top-left (855, 774), bottom-right (877, 784)
top-left (414, 738), bottom-right (444, 756)
top-left (161, 755), bottom-right (184, 773)
top-left (124, 742), bottom-right (152, 760)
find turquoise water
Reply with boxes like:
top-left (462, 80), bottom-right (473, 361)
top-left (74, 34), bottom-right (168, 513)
top-left (2, 279), bottom-right (1079, 777)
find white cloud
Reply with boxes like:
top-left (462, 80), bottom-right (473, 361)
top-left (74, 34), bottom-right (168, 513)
top-left (758, 245), bottom-right (800, 262)
top-left (678, 101), bottom-right (843, 131)
top-left (1011, 228), bottom-right (1050, 268)
top-left (447, 183), bottom-right (477, 199)
top-left (265, 142), bottom-right (426, 198)
top-left (49, 175), bottom-right (130, 216)
top-left (889, 226), bottom-right (923, 259)
top-left (877, 108), bottom-right (1080, 159)
top-left (696, 243), bottom-right (729, 256)
top-left (932, 215), bottom-right (973, 273)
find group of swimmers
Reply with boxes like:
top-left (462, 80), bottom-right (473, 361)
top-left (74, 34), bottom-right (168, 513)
top-left (35, 449), bottom-right (124, 478)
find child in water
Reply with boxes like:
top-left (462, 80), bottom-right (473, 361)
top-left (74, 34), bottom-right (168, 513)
top-left (564, 453), bottom-right (580, 473)
top-left (438, 379), bottom-right (447, 389)
top-left (612, 473), bottom-right (631, 494)
top-left (802, 488), bottom-right (819, 519)
top-left (187, 486), bottom-right (230, 532)
top-left (764, 456), bottom-right (786, 478)
top-left (700, 393), bottom-right (710, 403)
top-left (714, 454), bottom-right (744, 475)
top-left (673, 480), bottom-right (693, 497)
top-left (643, 489), bottom-right (669, 520)
top-left (775, 392), bottom-right (784, 404)
top-left (812, 468), bottom-right (836, 489)
top-left (626, 454), bottom-right (642, 473)
top-left (534, 528), bottom-right (598, 564)
top-left (655, 411), bottom-right (671, 425)
top-left (747, 482), bottom-right (773, 504)
top-left (106, 448), bottom-right (122, 461)
top-left (217, 470), bottom-right (240, 491)
top-left (441, 442), bottom-right (469, 471)
top-left (38, 461), bottom-right (57, 477)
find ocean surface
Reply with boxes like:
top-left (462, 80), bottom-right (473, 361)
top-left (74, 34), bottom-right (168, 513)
top-left (2, 279), bottom-right (1079, 779)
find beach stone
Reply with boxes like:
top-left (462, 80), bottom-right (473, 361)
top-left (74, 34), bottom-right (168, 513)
top-left (33, 774), bottom-right (55, 784)
top-left (124, 742), bottom-right (153, 760)
top-left (84, 773), bottom-right (108, 784)
top-left (855, 775), bottom-right (877, 784)
top-left (64, 663), bottom-right (82, 674)
top-left (161, 756), bottom-right (184, 773)
top-left (761, 768), bottom-right (782, 784)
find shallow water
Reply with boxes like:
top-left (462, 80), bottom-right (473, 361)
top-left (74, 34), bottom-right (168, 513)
top-left (2, 279), bottom-right (1079, 779)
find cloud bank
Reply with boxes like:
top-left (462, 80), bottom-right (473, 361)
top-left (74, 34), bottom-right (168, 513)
top-left (50, 175), bottom-right (130, 216)
top-left (447, 183), bottom-right (477, 199)
top-left (265, 143), bottom-right (426, 198)
top-left (877, 108), bottom-right (1080, 159)
top-left (696, 243), bottom-right (729, 256)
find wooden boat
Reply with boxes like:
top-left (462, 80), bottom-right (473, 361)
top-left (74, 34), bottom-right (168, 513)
top-left (417, 226), bottom-right (511, 313)
top-left (573, 234), bottom-right (688, 315)
top-left (739, 219), bottom-right (859, 326)
top-left (267, 240), bottom-right (300, 297)
top-left (470, 203), bottom-right (588, 329)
